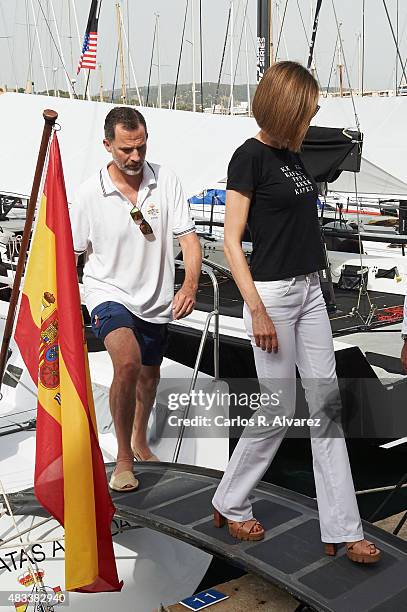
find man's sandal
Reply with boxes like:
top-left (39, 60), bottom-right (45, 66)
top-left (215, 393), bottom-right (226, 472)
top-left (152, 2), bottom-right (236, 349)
top-left (325, 540), bottom-right (381, 564)
top-left (213, 508), bottom-right (265, 541)
top-left (109, 471), bottom-right (139, 492)
top-left (133, 448), bottom-right (159, 462)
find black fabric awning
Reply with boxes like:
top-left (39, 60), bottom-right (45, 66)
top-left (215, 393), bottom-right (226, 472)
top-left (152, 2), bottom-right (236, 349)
top-left (301, 126), bottom-right (363, 183)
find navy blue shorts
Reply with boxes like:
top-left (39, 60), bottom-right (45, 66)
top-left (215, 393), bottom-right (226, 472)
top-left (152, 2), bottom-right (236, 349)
top-left (90, 301), bottom-right (168, 366)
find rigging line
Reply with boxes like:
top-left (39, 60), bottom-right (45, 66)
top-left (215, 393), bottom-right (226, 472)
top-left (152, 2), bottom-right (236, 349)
top-left (397, 21), bottom-right (407, 89)
top-left (25, 0), bottom-right (33, 83)
top-left (275, 0), bottom-right (289, 61)
top-left (361, 0), bottom-right (365, 95)
top-left (330, 0), bottom-right (364, 286)
top-left (67, 0), bottom-right (73, 76)
top-left (172, 0), bottom-right (189, 110)
top-left (213, 3), bottom-right (232, 113)
top-left (331, 0), bottom-right (360, 132)
top-left (0, 481), bottom-right (49, 599)
top-left (246, 10), bottom-right (257, 52)
top-left (127, 0), bottom-right (130, 90)
top-left (111, 42), bottom-right (120, 104)
top-left (296, 0), bottom-right (309, 45)
top-left (25, 2), bottom-right (38, 88)
top-left (395, 9), bottom-right (407, 88)
top-left (395, 0), bottom-right (399, 94)
top-left (295, 0), bottom-right (322, 89)
top-left (0, 1), bottom-right (18, 89)
top-left (199, 0), bottom-right (204, 111)
top-left (36, 0), bottom-right (77, 98)
top-left (325, 33), bottom-right (338, 95)
top-left (354, 169), bottom-right (364, 278)
top-left (146, 16), bottom-right (157, 106)
top-left (231, 0), bottom-right (249, 93)
top-left (382, 0), bottom-right (407, 89)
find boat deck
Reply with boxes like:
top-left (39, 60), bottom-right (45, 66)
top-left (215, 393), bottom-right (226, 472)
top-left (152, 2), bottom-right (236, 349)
top-left (179, 269), bottom-right (405, 336)
top-left (9, 463), bottom-right (407, 612)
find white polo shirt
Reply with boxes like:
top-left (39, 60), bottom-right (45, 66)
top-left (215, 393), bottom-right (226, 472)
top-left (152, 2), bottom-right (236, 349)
top-left (69, 161), bottom-right (196, 323)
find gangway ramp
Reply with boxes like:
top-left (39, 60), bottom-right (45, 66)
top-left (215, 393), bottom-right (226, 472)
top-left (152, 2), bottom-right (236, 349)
top-left (9, 463), bottom-right (407, 612)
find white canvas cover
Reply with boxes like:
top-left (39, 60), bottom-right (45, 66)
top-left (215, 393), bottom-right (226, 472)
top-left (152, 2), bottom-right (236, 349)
top-left (314, 96), bottom-right (407, 196)
top-left (0, 92), bottom-right (255, 201)
top-left (1, 92), bottom-right (407, 201)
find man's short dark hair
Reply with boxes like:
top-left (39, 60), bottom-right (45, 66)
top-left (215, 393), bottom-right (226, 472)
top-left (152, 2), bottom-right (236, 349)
top-left (104, 107), bottom-right (148, 141)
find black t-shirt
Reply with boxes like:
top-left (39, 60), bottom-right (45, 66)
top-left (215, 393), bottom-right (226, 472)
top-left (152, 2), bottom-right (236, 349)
top-left (226, 138), bottom-right (326, 281)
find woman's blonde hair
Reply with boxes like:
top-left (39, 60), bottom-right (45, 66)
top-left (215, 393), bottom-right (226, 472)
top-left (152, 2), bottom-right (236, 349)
top-left (252, 61), bottom-right (319, 152)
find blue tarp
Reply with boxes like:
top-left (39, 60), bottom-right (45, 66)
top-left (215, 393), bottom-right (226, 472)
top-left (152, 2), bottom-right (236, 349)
top-left (189, 189), bottom-right (226, 205)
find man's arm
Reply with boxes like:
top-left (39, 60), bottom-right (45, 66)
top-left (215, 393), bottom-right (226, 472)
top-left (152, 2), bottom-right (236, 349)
top-left (172, 232), bottom-right (202, 320)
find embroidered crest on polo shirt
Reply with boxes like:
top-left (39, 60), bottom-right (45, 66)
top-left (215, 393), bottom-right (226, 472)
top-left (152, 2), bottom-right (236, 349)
top-left (146, 202), bottom-right (159, 219)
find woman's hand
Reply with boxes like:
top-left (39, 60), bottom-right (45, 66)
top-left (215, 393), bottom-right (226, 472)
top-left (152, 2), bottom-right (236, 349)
top-left (251, 304), bottom-right (278, 353)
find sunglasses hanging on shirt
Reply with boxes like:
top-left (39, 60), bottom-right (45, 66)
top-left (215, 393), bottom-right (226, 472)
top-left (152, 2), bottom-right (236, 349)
top-left (130, 205), bottom-right (153, 235)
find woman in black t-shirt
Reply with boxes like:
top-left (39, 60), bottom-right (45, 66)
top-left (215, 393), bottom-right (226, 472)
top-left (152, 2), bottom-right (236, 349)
top-left (212, 61), bottom-right (380, 564)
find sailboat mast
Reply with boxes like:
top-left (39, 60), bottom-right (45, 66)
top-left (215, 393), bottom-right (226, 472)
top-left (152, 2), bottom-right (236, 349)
top-left (307, 0), bottom-right (322, 71)
top-left (269, 0), bottom-right (273, 65)
top-left (245, 17), bottom-right (251, 116)
top-left (30, 0), bottom-right (49, 95)
top-left (191, 0), bottom-right (196, 112)
top-left (119, 8), bottom-right (142, 105)
top-left (156, 13), bottom-right (162, 108)
top-left (116, 2), bottom-right (127, 104)
top-left (257, 0), bottom-right (271, 81)
top-left (70, 0), bottom-right (91, 100)
top-left (337, 23), bottom-right (344, 97)
top-left (99, 63), bottom-right (104, 101)
top-left (49, 0), bottom-right (74, 98)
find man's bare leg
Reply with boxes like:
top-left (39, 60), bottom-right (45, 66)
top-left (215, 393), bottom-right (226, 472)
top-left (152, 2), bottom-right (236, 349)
top-left (131, 365), bottom-right (160, 459)
top-left (104, 328), bottom-right (142, 477)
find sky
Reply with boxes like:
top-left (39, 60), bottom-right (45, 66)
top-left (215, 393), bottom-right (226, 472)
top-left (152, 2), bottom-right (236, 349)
top-left (0, 0), bottom-right (406, 98)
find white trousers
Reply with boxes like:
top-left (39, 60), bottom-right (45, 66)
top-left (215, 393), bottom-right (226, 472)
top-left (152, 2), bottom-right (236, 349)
top-left (212, 273), bottom-right (364, 543)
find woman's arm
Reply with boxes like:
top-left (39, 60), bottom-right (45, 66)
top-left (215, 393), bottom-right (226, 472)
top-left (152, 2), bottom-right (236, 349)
top-left (224, 189), bottom-right (278, 353)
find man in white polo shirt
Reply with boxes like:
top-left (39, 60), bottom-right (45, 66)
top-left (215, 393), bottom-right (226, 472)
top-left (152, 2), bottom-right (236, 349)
top-left (70, 107), bottom-right (201, 492)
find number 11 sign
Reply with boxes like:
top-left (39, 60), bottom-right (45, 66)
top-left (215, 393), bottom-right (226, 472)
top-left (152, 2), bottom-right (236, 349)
top-left (179, 588), bottom-right (229, 610)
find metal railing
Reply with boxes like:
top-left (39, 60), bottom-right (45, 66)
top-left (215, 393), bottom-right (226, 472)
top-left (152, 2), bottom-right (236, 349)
top-left (172, 261), bottom-right (220, 463)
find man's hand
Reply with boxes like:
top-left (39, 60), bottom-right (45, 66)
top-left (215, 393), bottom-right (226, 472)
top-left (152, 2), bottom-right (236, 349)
top-left (401, 340), bottom-right (407, 373)
top-left (251, 304), bottom-right (278, 353)
top-left (172, 282), bottom-right (197, 320)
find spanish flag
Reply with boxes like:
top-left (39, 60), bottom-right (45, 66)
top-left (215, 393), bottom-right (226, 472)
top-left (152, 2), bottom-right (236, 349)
top-left (14, 133), bottom-right (122, 592)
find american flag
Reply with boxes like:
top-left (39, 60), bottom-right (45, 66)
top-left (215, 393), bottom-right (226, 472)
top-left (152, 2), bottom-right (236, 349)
top-left (77, 0), bottom-right (102, 74)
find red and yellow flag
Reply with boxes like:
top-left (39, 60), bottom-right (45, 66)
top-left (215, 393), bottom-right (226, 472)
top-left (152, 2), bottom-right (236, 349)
top-left (14, 133), bottom-right (122, 592)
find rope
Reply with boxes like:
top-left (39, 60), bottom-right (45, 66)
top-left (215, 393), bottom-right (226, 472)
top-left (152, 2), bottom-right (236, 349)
top-left (275, 0), bottom-right (289, 60)
top-left (0, 481), bottom-right (52, 609)
top-left (36, 0), bottom-right (77, 98)
top-left (331, 0), bottom-right (360, 131)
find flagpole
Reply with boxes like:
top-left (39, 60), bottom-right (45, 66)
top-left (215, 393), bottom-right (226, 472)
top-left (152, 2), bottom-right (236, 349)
top-left (84, 69), bottom-right (91, 100)
top-left (0, 109), bottom-right (58, 388)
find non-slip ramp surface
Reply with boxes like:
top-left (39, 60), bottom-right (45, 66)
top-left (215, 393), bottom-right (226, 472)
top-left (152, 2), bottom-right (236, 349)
top-left (9, 463), bottom-right (407, 612)
top-left (109, 464), bottom-right (407, 612)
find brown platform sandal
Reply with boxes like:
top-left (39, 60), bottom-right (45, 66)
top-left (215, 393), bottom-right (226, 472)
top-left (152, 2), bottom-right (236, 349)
top-left (324, 540), bottom-right (381, 564)
top-left (213, 509), bottom-right (265, 542)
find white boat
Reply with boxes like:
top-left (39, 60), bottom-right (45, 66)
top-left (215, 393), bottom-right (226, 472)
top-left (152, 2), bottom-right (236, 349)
top-left (0, 289), bottom-right (229, 610)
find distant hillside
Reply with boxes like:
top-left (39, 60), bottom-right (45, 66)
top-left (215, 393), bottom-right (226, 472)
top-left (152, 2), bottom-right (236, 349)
top-left (104, 82), bottom-right (257, 110)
